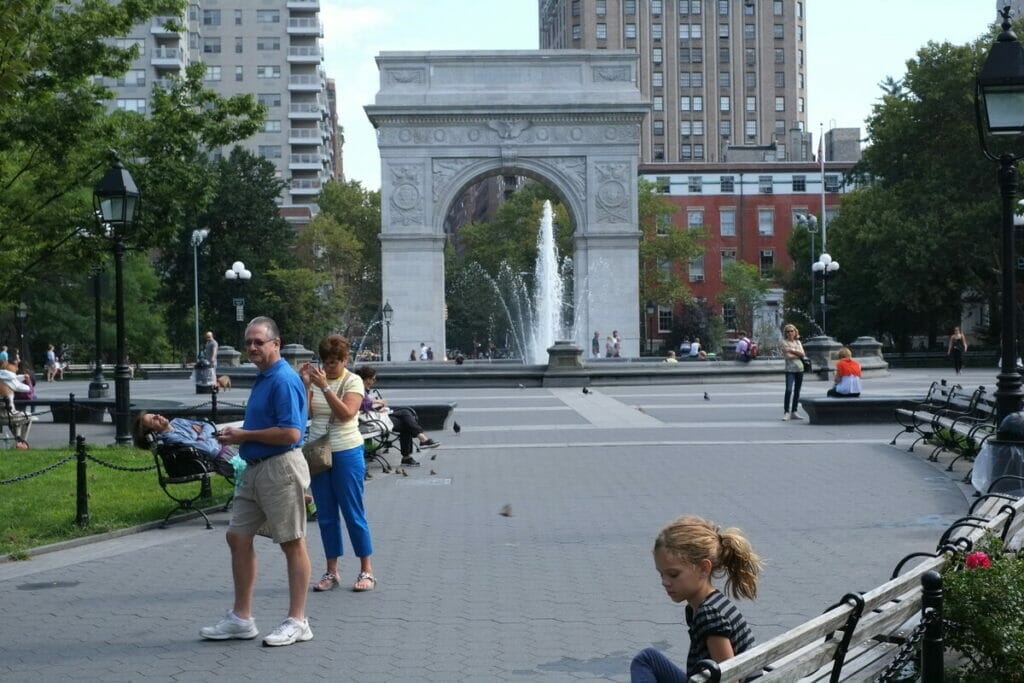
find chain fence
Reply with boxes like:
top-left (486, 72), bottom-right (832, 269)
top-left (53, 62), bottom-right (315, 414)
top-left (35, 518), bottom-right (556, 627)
top-left (0, 453), bottom-right (76, 485)
top-left (83, 451), bottom-right (156, 472)
top-left (874, 608), bottom-right (943, 682)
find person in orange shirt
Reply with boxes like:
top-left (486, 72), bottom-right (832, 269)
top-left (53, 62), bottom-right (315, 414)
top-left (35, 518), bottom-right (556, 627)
top-left (827, 347), bottom-right (862, 397)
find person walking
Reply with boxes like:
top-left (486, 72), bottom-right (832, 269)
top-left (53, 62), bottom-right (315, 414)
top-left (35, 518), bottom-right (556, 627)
top-left (300, 335), bottom-right (376, 594)
top-left (201, 316), bottom-right (313, 647)
top-left (630, 515), bottom-right (761, 681)
top-left (947, 326), bottom-right (967, 375)
top-left (45, 344), bottom-right (58, 382)
top-left (780, 324), bottom-right (807, 421)
top-left (204, 331), bottom-right (219, 370)
top-left (592, 332), bottom-right (600, 358)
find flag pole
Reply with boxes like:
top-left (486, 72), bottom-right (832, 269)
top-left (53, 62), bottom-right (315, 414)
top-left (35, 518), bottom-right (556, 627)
top-left (819, 122), bottom-right (827, 251)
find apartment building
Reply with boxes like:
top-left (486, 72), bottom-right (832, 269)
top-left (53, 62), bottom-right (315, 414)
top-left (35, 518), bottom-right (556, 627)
top-left (539, 0), bottom-right (811, 165)
top-left (103, 0), bottom-right (338, 214)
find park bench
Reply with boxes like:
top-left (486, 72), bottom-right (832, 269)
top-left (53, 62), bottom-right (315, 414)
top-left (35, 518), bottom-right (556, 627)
top-left (688, 491), bottom-right (1024, 682)
top-left (147, 431), bottom-right (234, 529)
top-left (890, 381), bottom-right (963, 451)
top-left (925, 386), bottom-right (997, 469)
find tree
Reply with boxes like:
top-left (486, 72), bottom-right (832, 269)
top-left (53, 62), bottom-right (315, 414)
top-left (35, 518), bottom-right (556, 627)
top-left (720, 261), bottom-right (769, 335)
top-left (639, 178), bottom-right (706, 309)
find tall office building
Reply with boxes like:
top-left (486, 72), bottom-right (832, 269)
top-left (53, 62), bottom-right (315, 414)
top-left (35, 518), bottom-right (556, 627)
top-left (539, 0), bottom-right (811, 164)
top-left (103, 0), bottom-right (338, 213)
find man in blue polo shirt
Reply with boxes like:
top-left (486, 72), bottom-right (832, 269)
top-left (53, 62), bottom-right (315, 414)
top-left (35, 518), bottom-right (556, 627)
top-left (201, 316), bottom-right (312, 648)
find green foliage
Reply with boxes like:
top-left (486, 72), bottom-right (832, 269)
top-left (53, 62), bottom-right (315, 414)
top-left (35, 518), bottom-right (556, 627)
top-left (0, 445), bottom-right (232, 557)
top-left (662, 298), bottom-right (724, 354)
top-left (720, 261), bottom-right (768, 334)
top-left (944, 536), bottom-right (1024, 681)
top-left (638, 178), bottom-right (705, 308)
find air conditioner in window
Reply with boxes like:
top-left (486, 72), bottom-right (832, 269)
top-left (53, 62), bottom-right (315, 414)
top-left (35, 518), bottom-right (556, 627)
top-left (690, 275), bottom-right (705, 282)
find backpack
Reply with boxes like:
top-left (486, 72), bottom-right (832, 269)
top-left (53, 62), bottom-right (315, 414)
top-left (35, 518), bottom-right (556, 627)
top-left (748, 340), bottom-right (759, 358)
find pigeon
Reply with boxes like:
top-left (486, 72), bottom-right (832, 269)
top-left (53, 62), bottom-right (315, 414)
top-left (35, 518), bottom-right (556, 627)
top-left (400, 468), bottom-right (409, 477)
top-left (430, 452), bottom-right (438, 461)
top-left (430, 469), bottom-right (437, 476)
top-left (704, 392), bottom-right (711, 401)
top-left (453, 421), bottom-right (461, 435)
top-left (517, 383), bottom-right (525, 389)
top-left (499, 504), bottom-right (513, 517)
top-left (582, 387), bottom-right (591, 395)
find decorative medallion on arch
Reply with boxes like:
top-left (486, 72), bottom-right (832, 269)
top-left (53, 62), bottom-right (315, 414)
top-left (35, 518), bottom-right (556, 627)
top-left (366, 51), bottom-right (648, 360)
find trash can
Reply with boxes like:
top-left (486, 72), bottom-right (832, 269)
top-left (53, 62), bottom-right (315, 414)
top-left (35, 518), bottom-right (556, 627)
top-left (971, 411), bottom-right (1024, 497)
top-left (194, 357), bottom-right (215, 395)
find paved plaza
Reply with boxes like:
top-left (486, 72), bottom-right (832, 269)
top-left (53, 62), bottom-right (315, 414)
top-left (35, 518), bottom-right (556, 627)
top-left (0, 368), bottom-right (990, 681)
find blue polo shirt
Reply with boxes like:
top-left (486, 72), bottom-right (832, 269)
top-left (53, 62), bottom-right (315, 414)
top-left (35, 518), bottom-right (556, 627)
top-left (240, 358), bottom-right (307, 463)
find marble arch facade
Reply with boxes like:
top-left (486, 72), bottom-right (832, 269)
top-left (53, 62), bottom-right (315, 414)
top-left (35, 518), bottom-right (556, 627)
top-left (365, 51), bottom-right (647, 359)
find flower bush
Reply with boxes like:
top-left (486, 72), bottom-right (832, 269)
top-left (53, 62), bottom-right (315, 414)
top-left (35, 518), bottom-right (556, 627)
top-left (943, 536), bottom-right (1024, 681)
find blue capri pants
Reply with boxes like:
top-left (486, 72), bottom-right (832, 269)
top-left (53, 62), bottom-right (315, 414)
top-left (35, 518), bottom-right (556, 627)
top-left (310, 444), bottom-right (373, 559)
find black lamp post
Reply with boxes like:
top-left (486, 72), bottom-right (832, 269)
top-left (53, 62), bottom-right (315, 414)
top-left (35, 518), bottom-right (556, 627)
top-left (224, 260), bottom-right (252, 349)
top-left (646, 300), bottom-right (656, 354)
top-left (975, 5), bottom-right (1024, 423)
top-left (93, 155), bottom-right (139, 445)
top-left (811, 253), bottom-right (839, 336)
top-left (87, 267), bottom-right (109, 398)
top-left (15, 302), bottom-right (28, 369)
top-left (382, 300), bottom-right (393, 362)
top-left (795, 213), bottom-right (819, 325)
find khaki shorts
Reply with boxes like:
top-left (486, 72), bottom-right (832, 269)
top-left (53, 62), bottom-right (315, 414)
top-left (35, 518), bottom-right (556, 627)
top-left (228, 448), bottom-right (310, 544)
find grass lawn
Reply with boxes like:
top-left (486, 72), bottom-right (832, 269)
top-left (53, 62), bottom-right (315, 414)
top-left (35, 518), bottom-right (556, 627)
top-left (0, 445), bottom-right (233, 559)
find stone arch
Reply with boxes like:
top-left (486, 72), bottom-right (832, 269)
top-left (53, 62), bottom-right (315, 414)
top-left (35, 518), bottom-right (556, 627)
top-left (366, 51), bottom-right (647, 360)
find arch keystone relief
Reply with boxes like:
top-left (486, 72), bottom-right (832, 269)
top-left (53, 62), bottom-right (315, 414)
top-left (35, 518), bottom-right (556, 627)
top-left (366, 51), bottom-right (647, 359)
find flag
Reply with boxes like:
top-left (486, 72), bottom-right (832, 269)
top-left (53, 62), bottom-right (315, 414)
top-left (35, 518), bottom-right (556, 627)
top-left (817, 136), bottom-right (823, 163)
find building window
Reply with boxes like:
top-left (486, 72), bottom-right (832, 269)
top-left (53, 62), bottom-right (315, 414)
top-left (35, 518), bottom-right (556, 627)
top-left (658, 307), bottom-right (673, 333)
top-left (653, 47), bottom-right (663, 63)
top-left (719, 46), bottom-right (730, 63)
top-left (798, 1), bottom-right (804, 18)
top-left (116, 98), bottom-right (147, 114)
top-left (654, 95), bottom-right (664, 111)
top-left (688, 177), bottom-right (702, 193)
top-left (596, 23), bottom-right (607, 39)
top-left (656, 212), bottom-right (673, 235)
top-left (825, 174), bottom-right (842, 192)
top-left (773, 23), bottom-right (784, 39)
top-left (681, 144), bottom-right (692, 160)
top-left (692, 72), bottom-right (703, 87)
top-left (693, 120), bottom-right (704, 135)
top-left (692, 47), bottom-right (703, 62)
top-left (743, 73), bottom-right (755, 89)
top-left (235, 66), bottom-right (243, 81)
top-left (653, 71), bottom-right (664, 87)
top-left (116, 69), bottom-right (146, 87)
top-left (745, 48), bottom-right (756, 66)
top-left (680, 47), bottom-right (690, 64)
top-left (651, 0), bottom-right (663, 15)
top-left (777, 143), bottom-right (786, 159)
top-left (654, 144), bottom-right (665, 160)
top-left (691, 23), bottom-right (702, 39)
top-left (720, 207), bottom-right (736, 234)
top-left (571, 0), bottom-right (580, 16)
top-left (653, 119), bottom-right (665, 135)
top-left (798, 96), bottom-right (805, 112)
top-left (652, 23), bottom-right (663, 40)
top-left (257, 93), bottom-right (281, 107)
top-left (257, 65), bottom-right (281, 78)
top-left (694, 144), bottom-right (704, 159)
top-left (719, 23), bottom-right (729, 38)
top-left (719, 71), bottom-right (730, 87)
top-left (679, 24), bottom-right (690, 40)
top-left (775, 119), bottom-right (786, 133)
top-left (235, 37), bottom-right (243, 53)
top-left (263, 120), bottom-right (282, 133)
top-left (572, 24), bottom-right (581, 40)
top-left (204, 66), bottom-right (221, 82)
top-left (798, 25), bottom-right (804, 41)
top-left (689, 253), bottom-right (706, 282)
top-left (746, 96), bottom-right (756, 112)
top-left (775, 71), bottom-right (785, 87)
top-left (774, 0), bottom-right (784, 15)
top-left (799, 49), bottom-right (804, 66)
top-left (746, 120), bottom-right (757, 138)
top-left (800, 72), bottom-right (805, 89)
top-left (758, 175), bottom-right (773, 193)
top-left (688, 209), bottom-right (704, 227)
top-left (234, 9), bottom-right (242, 25)
top-left (679, 0), bottom-right (689, 15)
top-left (774, 96), bottom-right (785, 111)
top-left (625, 0), bottom-right (637, 15)
top-left (744, 23), bottom-right (755, 40)
top-left (758, 208), bottom-right (774, 235)
top-left (257, 36), bottom-right (281, 51)
top-left (680, 72), bottom-right (691, 88)
top-left (203, 38), bottom-right (221, 54)
top-left (774, 48), bottom-right (784, 64)
top-left (656, 176), bottom-right (670, 193)
top-left (719, 0), bottom-right (729, 15)
top-left (680, 96), bottom-right (691, 112)
top-left (719, 120), bottom-right (731, 136)
top-left (256, 9), bottom-right (280, 23)
top-left (792, 175), bottom-right (807, 192)
top-left (690, 1), bottom-right (701, 14)
top-left (720, 96), bottom-right (730, 112)
top-left (721, 248), bottom-right (737, 277)
top-left (258, 145), bottom-right (282, 159)
top-left (760, 249), bottom-right (775, 278)
top-left (721, 175), bottom-right (735, 192)
top-left (202, 9), bottom-right (221, 25)
top-left (625, 23), bottom-right (636, 39)
top-left (681, 120), bottom-right (692, 136)
top-left (723, 301), bottom-right (737, 330)
top-left (596, 0), bottom-right (607, 16)
top-left (693, 96), bottom-right (703, 111)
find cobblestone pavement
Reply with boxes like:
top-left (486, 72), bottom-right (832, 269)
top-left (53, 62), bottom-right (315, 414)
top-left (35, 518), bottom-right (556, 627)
top-left (0, 368), bottom-right (988, 681)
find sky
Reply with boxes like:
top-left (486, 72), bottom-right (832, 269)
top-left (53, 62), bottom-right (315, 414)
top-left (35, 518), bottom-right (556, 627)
top-left (322, 0), bottom-right (1003, 191)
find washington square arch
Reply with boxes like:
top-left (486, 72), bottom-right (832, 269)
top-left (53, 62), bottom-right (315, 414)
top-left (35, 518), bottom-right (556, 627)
top-left (365, 51), bottom-right (647, 359)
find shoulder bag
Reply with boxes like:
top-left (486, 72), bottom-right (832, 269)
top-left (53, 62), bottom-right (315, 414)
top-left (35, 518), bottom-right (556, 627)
top-left (302, 371), bottom-right (352, 476)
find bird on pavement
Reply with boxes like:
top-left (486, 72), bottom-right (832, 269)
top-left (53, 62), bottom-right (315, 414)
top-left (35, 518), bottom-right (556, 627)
top-left (517, 383), bottom-right (525, 389)
top-left (704, 392), bottom-right (711, 401)
top-left (430, 469), bottom-right (437, 476)
top-left (453, 421), bottom-right (461, 435)
top-left (499, 504), bottom-right (512, 517)
top-left (582, 387), bottom-right (591, 395)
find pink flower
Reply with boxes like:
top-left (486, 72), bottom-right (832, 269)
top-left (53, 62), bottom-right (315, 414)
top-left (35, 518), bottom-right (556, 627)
top-left (965, 551), bottom-right (991, 569)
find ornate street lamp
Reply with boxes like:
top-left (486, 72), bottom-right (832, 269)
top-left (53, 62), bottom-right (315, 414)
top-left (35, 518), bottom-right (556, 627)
top-left (645, 300), bottom-right (656, 354)
top-left (811, 253), bottom-right (839, 336)
top-left (382, 300), bottom-right (393, 362)
top-left (975, 5), bottom-right (1024, 422)
top-left (15, 302), bottom-right (28, 371)
top-left (224, 260), bottom-right (252, 349)
top-left (191, 229), bottom-right (209, 361)
top-left (93, 155), bottom-right (140, 445)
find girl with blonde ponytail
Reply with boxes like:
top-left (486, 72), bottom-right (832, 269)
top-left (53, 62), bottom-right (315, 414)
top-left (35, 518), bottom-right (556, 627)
top-left (630, 515), bottom-right (762, 682)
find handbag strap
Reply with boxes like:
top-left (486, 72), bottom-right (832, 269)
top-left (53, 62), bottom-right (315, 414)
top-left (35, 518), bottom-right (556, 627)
top-left (322, 370), bottom-right (350, 430)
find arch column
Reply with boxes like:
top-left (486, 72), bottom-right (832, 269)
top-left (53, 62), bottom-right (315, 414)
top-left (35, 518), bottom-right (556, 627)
top-left (380, 234), bottom-right (446, 361)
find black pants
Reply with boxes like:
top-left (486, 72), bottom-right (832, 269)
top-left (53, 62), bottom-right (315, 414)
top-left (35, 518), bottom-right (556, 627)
top-left (951, 348), bottom-right (963, 374)
top-left (827, 389), bottom-right (860, 398)
top-left (784, 371), bottom-right (803, 413)
top-left (389, 407), bottom-right (423, 456)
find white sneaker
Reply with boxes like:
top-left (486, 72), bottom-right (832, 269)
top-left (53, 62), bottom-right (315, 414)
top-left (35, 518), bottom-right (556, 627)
top-left (782, 413), bottom-right (790, 421)
top-left (262, 617), bottom-right (313, 647)
top-left (790, 412), bottom-right (803, 420)
top-left (200, 610), bottom-right (258, 640)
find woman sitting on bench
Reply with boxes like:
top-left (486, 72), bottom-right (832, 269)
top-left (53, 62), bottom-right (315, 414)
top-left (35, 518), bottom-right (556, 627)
top-left (827, 347), bottom-right (862, 398)
top-left (354, 366), bottom-right (440, 468)
top-left (132, 413), bottom-right (236, 477)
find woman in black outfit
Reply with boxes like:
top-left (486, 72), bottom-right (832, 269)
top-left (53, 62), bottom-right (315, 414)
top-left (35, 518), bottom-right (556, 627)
top-left (947, 326), bottom-right (967, 375)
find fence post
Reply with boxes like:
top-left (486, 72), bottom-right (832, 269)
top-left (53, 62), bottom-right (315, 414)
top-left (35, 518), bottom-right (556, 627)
top-left (921, 570), bottom-right (944, 682)
top-left (75, 435), bottom-right (89, 527)
top-left (211, 388), bottom-right (218, 424)
top-left (68, 392), bottom-right (77, 446)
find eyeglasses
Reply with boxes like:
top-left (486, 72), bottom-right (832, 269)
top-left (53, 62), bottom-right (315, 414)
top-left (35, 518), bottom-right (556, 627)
top-left (244, 337), bottom-right (278, 347)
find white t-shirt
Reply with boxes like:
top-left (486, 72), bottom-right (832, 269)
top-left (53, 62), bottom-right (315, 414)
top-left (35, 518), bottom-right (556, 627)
top-left (308, 370), bottom-right (365, 452)
top-left (689, 342), bottom-right (701, 357)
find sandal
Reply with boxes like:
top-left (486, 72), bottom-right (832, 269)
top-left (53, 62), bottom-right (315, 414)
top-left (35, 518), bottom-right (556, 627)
top-left (352, 572), bottom-right (376, 592)
top-left (313, 572), bottom-right (339, 592)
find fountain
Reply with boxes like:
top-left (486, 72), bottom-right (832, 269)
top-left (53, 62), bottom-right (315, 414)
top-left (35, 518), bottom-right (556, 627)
top-left (526, 200), bottom-right (570, 363)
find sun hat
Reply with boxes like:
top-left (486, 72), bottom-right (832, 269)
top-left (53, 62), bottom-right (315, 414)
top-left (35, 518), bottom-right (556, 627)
top-left (0, 369), bottom-right (30, 393)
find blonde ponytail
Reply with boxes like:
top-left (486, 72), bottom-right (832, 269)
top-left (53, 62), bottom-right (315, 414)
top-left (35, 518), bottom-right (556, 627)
top-left (655, 515), bottom-right (762, 601)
